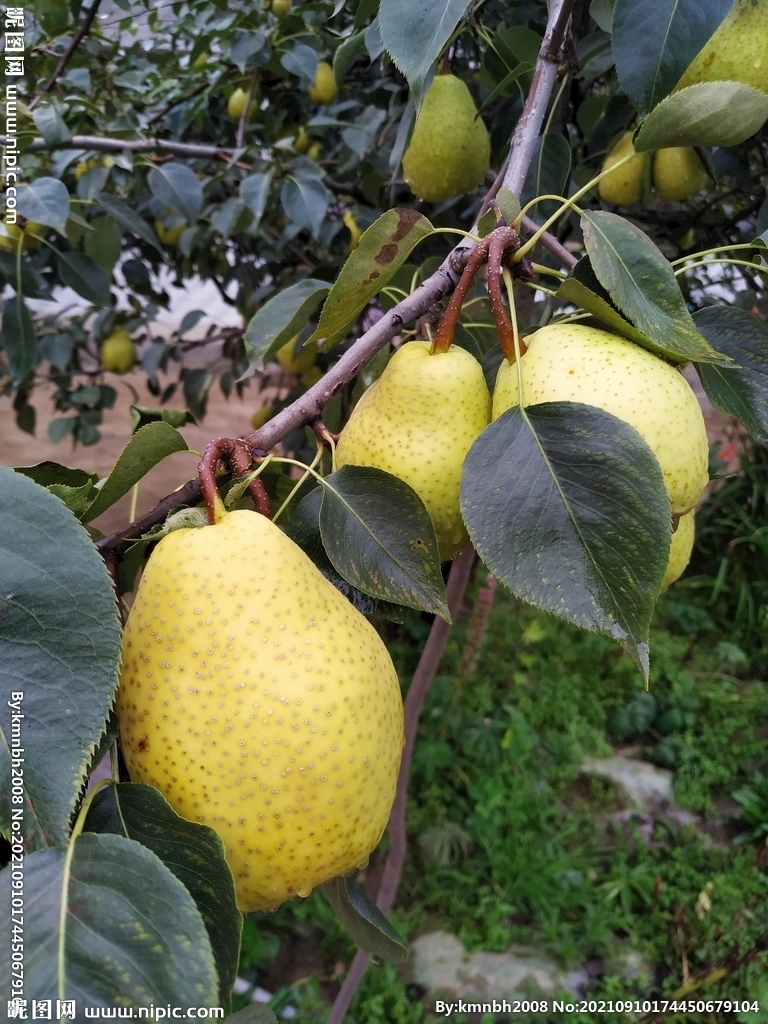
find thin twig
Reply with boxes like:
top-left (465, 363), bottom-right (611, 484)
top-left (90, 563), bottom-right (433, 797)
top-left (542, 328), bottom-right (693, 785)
top-left (30, 0), bottom-right (105, 110)
top-left (0, 134), bottom-right (238, 160)
top-left (146, 81), bottom-right (209, 126)
top-left (522, 214), bottom-right (578, 270)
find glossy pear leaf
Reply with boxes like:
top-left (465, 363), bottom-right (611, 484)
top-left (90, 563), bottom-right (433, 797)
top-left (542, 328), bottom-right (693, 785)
top-left (633, 82), bottom-right (768, 150)
top-left (320, 875), bottom-right (408, 964)
top-left (239, 171), bottom-right (274, 229)
top-left (461, 404), bottom-right (672, 679)
top-left (379, 0), bottom-right (472, 109)
top-left (16, 176), bottom-right (70, 233)
top-left (57, 251), bottom-right (112, 307)
top-left (82, 422), bottom-right (189, 524)
top-left (148, 162), bottom-right (203, 223)
top-left (0, 469), bottom-right (121, 849)
top-left (243, 279), bottom-right (330, 375)
top-left (15, 462), bottom-right (99, 489)
top-left (318, 466), bottom-right (450, 621)
top-left (33, 103), bottom-right (73, 147)
top-left (0, 833), bottom-right (218, 1007)
top-left (286, 488), bottom-right (404, 620)
top-left (520, 134), bottom-right (571, 223)
top-left (96, 192), bottom-right (162, 252)
top-left (693, 305), bottom-right (768, 443)
top-left (612, 0), bottom-right (733, 114)
top-left (307, 209), bottom-right (433, 348)
top-left (581, 211), bottom-right (728, 364)
top-left (3, 295), bottom-right (37, 386)
top-left (85, 783), bottom-right (241, 1012)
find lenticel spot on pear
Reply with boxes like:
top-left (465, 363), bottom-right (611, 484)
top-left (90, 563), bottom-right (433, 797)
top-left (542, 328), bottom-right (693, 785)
top-left (116, 509), bottom-right (404, 912)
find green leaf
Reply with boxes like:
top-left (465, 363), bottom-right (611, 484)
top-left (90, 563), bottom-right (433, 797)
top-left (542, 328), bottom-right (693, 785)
top-left (242, 278), bottom-right (330, 374)
top-left (281, 42), bottom-right (319, 83)
top-left (520, 134), bottom-right (571, 223)
top-left (693, 305), bottom-right (768, 443)
top-left (0, 469), bottom-right (121, 848)
top-left (496, 187), bottom-right (521, 226)
top-left (581, 211), bottom-right (727, 364)
top-left (379, 0), bottom-right (472, 109)
top-left (84, 214), bottom-right (123, 273)
top-left (239, 171), bottom-right (274, 229)
top-left (320, 875), bottom-right (408, 963)
top-left (2, 294), bottom-right (37, 385)
top-left (307, 208), bottom-right (433, 347)
top-left (95, 192), bottom-right (162, 252)
top-left (16, 177), bottom-right (70, 233)
top-left (280, 174), bottom-right (329, 239)
top-left (612, 0), bottom-right (733, 114)
top-left (318, 466), bottom-right (450, 621)
top-left (0, 833), bottom-right (218, 1006)
top-left (14, 462), bottom-right (99, 489)
top-left (633, 82), bottom-right (768, 150)
top-left (129, 404), bottom-right (197, 433)
top-left (148, 162), bottom-right (204, 223)
top-left (48, 480), bottom-right (95, 518)
top-left (227, 1007), bottom-right (279, 1024)
top-left (461, 404), bottom-right (672, 679)
top-left (57, 251), bottom-right (112, 307)
top-left (0, 250), bottom-right (52, 299)
top-left (32, 102), bottom-right (73, 146)
top-left (333, 29), bottom-right (368, 83)
top-left (85, 783), bottom-right (241, 1012)
top-left (82, 421), bottom-right (190, 524)
top-left (557, 256), bottom-right (677, 357)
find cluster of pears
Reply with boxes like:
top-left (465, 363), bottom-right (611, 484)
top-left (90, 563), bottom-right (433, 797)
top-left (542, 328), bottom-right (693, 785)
top-left (100, 327), bottom-right (136, 373)
top-left (492, 324), bottom-right (708, 587)
top-left (116, 502), bottom-right (404, 912)
top-left (599, 133), bottom-right (710, 205)
top-left (403, 74), bottom-right (490, 203)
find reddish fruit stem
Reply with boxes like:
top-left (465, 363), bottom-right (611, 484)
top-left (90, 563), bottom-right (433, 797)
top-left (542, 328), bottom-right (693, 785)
top-left (486, 227), bottom-right (528, 363)
top-left (198, 437), bottom-right (270, 524)
top-left (430, 238), bottom-right (490, 354)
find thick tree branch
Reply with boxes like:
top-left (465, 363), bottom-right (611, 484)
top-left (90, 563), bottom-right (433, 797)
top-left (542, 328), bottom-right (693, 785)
top-left (30, 0), bottom-right (105, 111)
top-left (0, 134), bottom-right (238, 160)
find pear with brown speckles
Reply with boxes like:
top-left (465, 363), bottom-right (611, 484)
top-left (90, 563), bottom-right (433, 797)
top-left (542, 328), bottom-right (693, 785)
top-left (115, 509), bottom-right (404, 912)
top-left (335, 341), bottom-right (492, 560)
top-left (492, 324), bottom-right (709, 515)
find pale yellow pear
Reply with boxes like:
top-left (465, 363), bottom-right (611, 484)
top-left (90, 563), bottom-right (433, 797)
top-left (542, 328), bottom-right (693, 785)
top-left (335, 341), bottom-right (491, 559)
top-left (662, 510), bottom-right (695, 590)
top-left (0, 215), bottom-right (44, 251)
top-left (228, 87), bottom-right (258, 122)
top-left (276, 336), bottom-right (317, 375)
top-left (155, 218), bottom-right (187, 246)
top-left (492, 324), bottom-right (709, 515)
top-left (100, 329), bottom-right (136, 374)
top-left (116, 508), bottom-right (404, 912)
top-left (598, 131), bottom-right (646, 206)
top-left (402, 75), bottom-right (490, 203)
top-left (653, 148), bottom-right (710, 201)
top-left (309, 62), bottom-right (338, 104)
top-left (674, 0), bottom-right (768, 94)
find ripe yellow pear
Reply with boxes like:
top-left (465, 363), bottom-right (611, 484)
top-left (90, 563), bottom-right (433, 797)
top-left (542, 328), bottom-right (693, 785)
top-left (309, 61), bottom-right (338, 104)
top-left (402, 75), bottom-right (490, 203)
top-left (0, 215), bottom-right (43, 251)
top-left (276, 336), bottom-right (318, 375)
top-left (293, 126), bottom-right (311, 153)
top-left (307, 141), bottom-right (322, 161)
top-left (674, 0), bottom-right (768, 94)
top-left (335, 341), bottom-right (491, 560)
top-left (272, 0), bottom-right (291, 16)
top-left (662, 511), bottom-right (695, 590)
top-left (116, 508), bottom-right (404, 912)
top-left (155, 218), bottom-right (187, 246)
top-left (228, 87), bottom-right (258, 122)
top-left (598, 131), bottom-right (647, 206)
top-left (343, 210), bottom-right (362, 251)
top-left (100, 329), bottom-right (136, 374)
top-left (492, 324), bottom-right (709, 515)
top-left (653, 147), bottom-right (710, 201)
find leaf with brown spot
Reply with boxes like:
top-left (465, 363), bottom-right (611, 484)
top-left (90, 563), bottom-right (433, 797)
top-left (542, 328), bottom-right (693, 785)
top-left (306, 208), bottom-right (433, 348)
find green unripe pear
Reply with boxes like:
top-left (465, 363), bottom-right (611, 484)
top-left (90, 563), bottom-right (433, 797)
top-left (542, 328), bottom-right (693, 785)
top-left (653, 147), bottom-right (710, 201)
top-left (335, 341), bottom-right (491, 560)
top-left (100, 329), bottom-right (136, 374)
top-left (662, 510), bottom-right (695, 590)
top-left (228, 87), bottom-right (258, 122)
top-left (309, 61), bottom-right (338, 104)
top-left (116, 508), bottom-right (404, 913)
top-left (402, 75), bottom-right (490, 203)
top-left (674, 0), bottom-right (768, 94)
top-left (492, 324), bottom-right (709, 516)
top-left (272, 0), bottom-right (291, 16)
top-left (598, 131), bottom-right (647, 206)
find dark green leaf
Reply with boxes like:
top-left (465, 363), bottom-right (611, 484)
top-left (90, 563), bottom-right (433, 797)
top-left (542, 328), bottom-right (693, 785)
top-left (307, 208), bottom-right (432, 347)
top-left (461, 404), bottom-right (672, 679)
top-left (333, 30), bottom-right (368, 83)
top-left (2, 294), bottom-right (37, 385)
top-left (520, 134), bottom-right (571, 223)
top-left (84, 214), bottom-right (122, 273)
top-left (95, 192), bottom-right (162, 251)
top-left (48, 480), bottom-right (95, 518)
top-left (612, 0), bottom-right (733, 114)
top-left (227, 1007), bottom-right (279, 1024)
top-left (379, 0), bottom-right (472, 108)
top-left (148, 162), bottom-right (204, 223)
top-left (320, 875), bottom-right (408, 963)
top-left (693, 305), bottom-right (768, 443)
top-left (85, 783), bottom-right (241, 1011)
top-left (280, 174), bottom-right (329, 239)
top-left (318, 466), bottom-right (450, 621)
top-left (239, 171), bottom-right (273, 229)
top-left (57, 251), bottom-right (112, 307)
top-left (129, 404), bottom-right (197, 433)
top-left (14, 462), bottom-right (98, 489)
top-left (16, 177), bottom-right (70, 234)
top-left (633, 82), bottom-right (768, 150)
top-left (0, 833), bottom-right (218, 1006)
top-left (0, 250), bottom-right (51, 299)
top-left (82, 422), bottom-right (190, 523)
top-left (243, 279), bottom-right (330, 374)
top-left (0, 469), bottom-right (121, 848)
top-left (581, 211), bottom-right (727, 364)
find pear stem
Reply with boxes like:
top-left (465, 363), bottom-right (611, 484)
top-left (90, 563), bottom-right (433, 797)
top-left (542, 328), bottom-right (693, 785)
top-left (429, 239), bottom-right (489, 354)
top-left (198, 437), bottom-right (270, 524)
